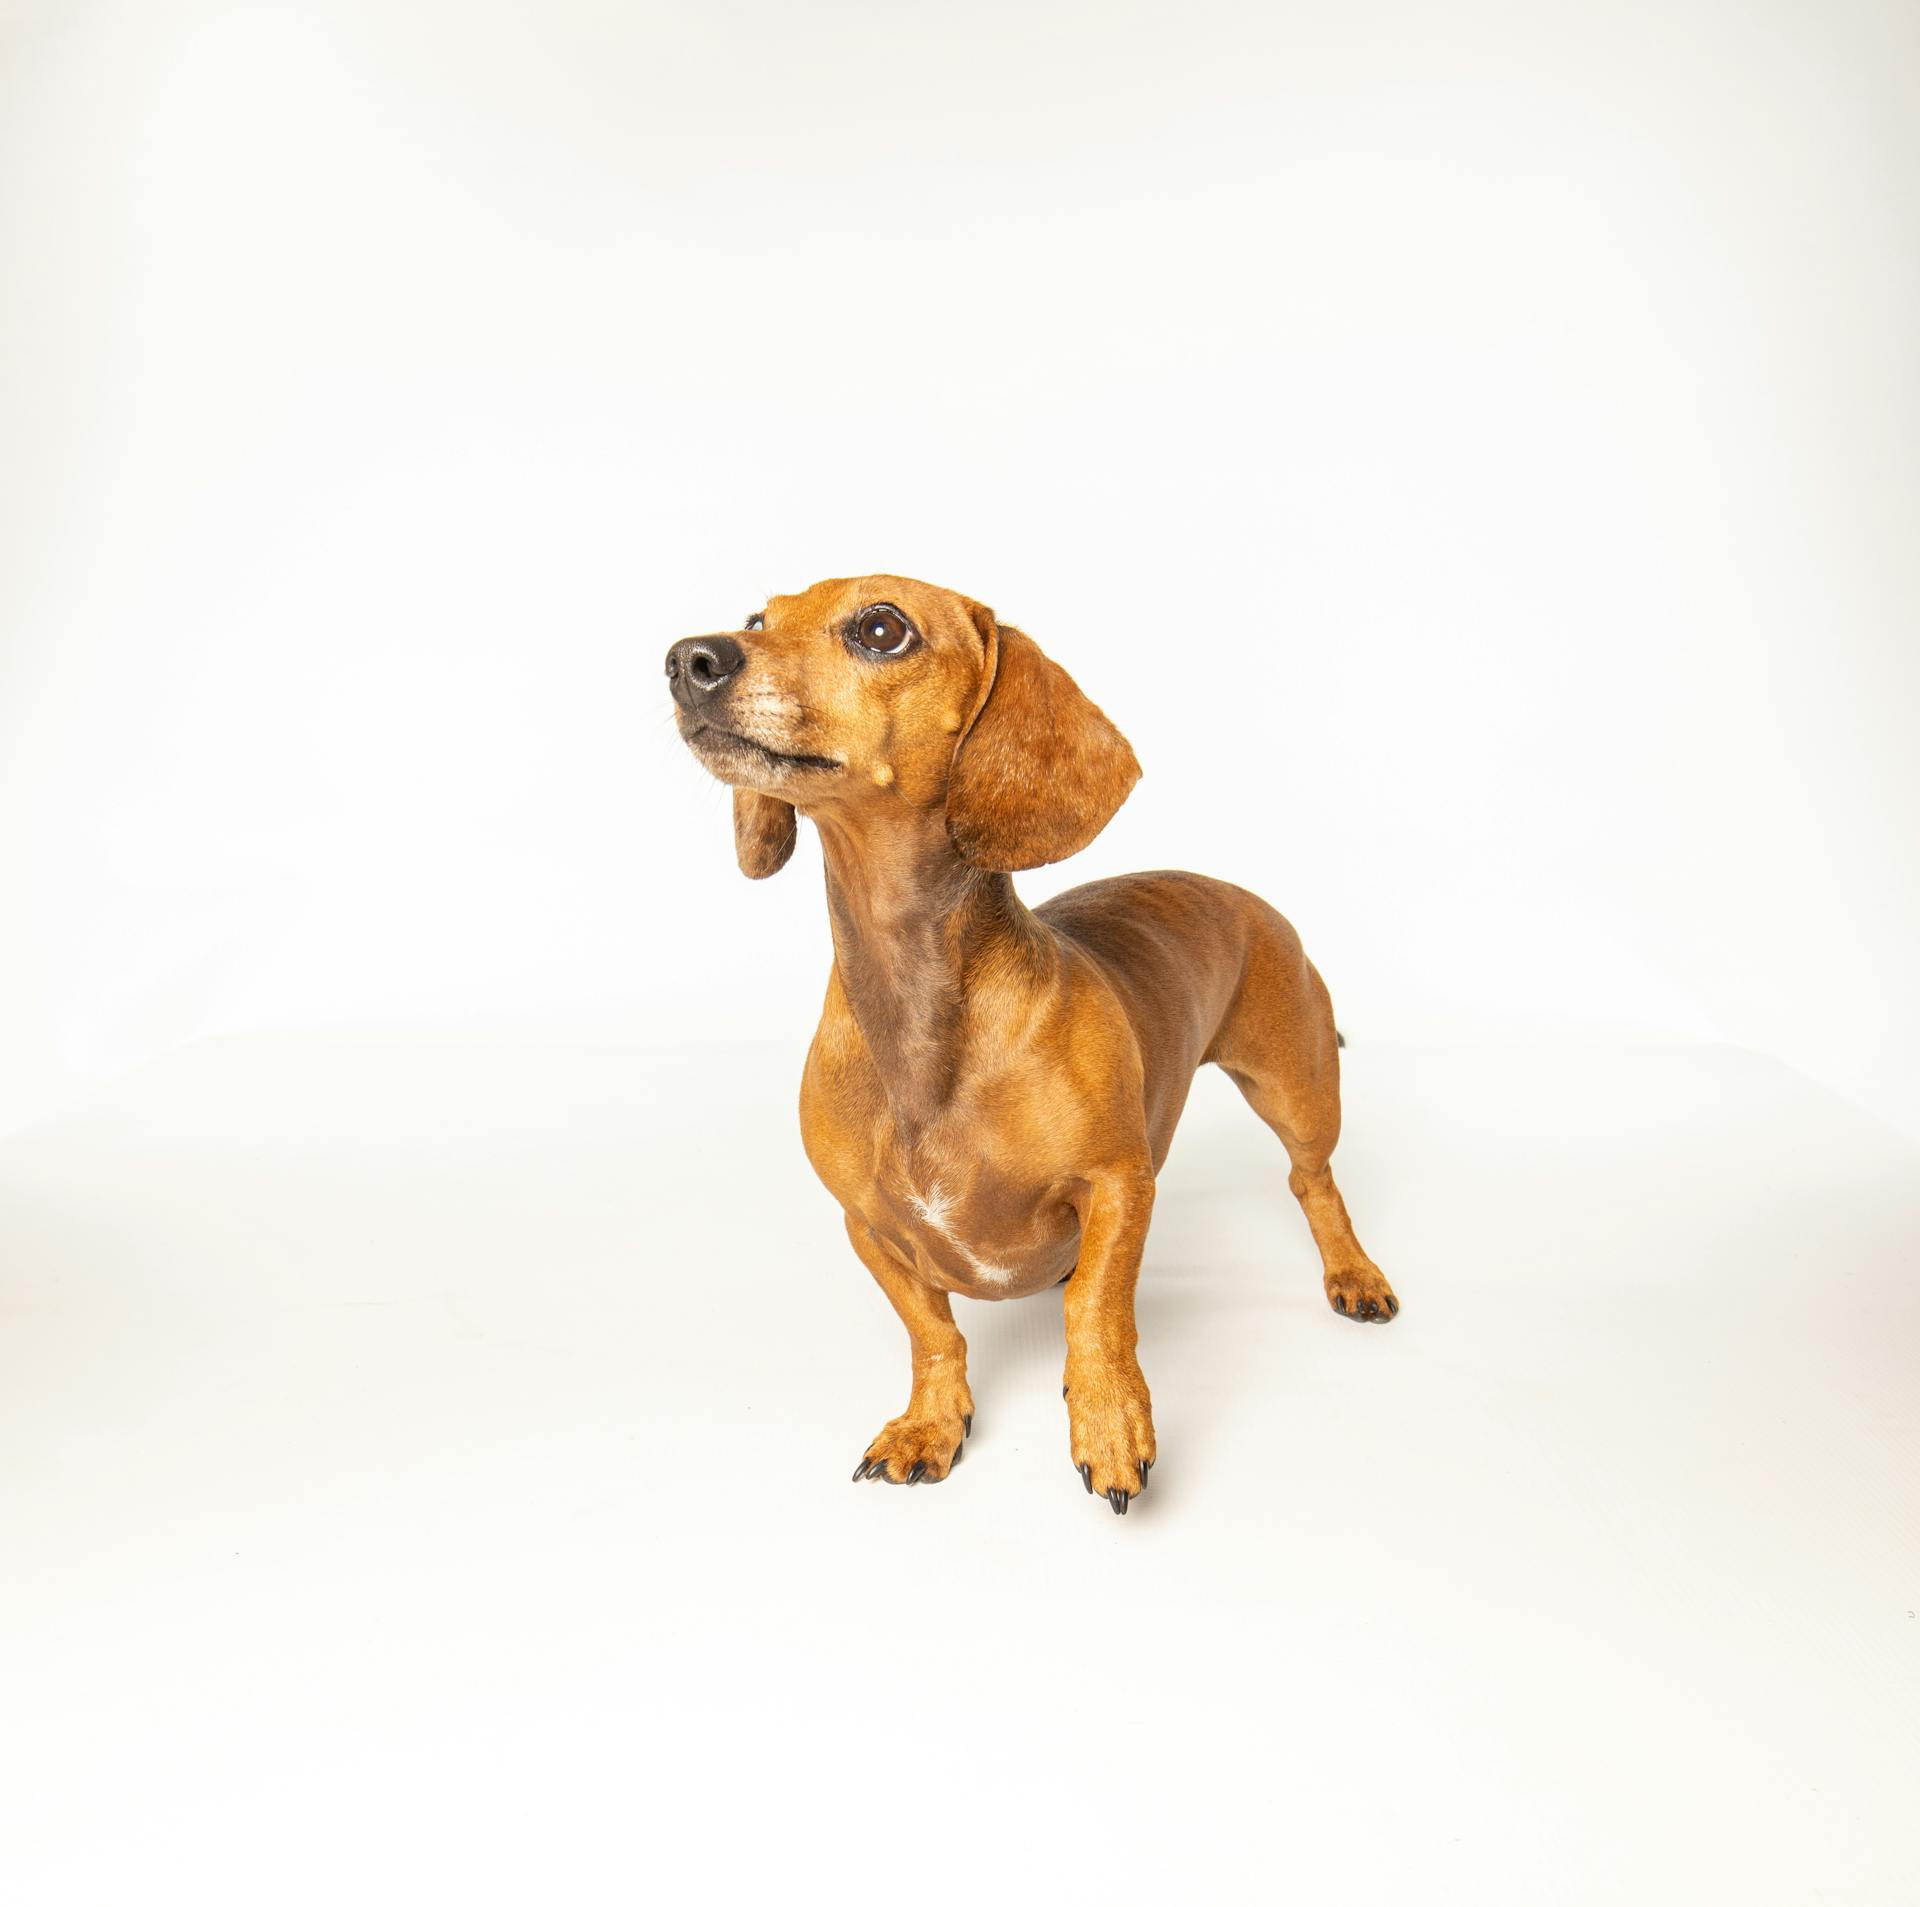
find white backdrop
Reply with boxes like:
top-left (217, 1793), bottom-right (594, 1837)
top-left (3, 0), bottom-right (1917, 1138)
top-left (4, 6), bottom-right (1919, 1903)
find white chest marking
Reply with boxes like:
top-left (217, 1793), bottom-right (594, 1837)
top-left (907, 1181), bottom-right (1018, 1287)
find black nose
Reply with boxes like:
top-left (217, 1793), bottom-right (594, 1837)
top-left (665, 634), bottom-right (744, 709)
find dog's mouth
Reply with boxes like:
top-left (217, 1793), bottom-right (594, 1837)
top-left (682, 721), bottom-right (842, 777)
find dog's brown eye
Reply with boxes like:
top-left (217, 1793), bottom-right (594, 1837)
top-left (852, 605), bottom-right (914, 656)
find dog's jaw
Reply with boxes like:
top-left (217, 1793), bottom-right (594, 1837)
top-left (679, 717), bottom-right (842, 788)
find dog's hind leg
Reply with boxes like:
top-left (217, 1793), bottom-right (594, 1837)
top-left (1206, 910), bottom-right (1398, 1323)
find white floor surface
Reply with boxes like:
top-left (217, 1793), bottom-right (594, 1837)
top-left (1, 1031), bottom-right (1914, 1903)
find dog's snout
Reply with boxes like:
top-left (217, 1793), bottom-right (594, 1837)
top-left (665, 634), bottom-right (745, 708)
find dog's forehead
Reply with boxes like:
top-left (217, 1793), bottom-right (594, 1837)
top-left (765, 575), bottom-right (973, 634)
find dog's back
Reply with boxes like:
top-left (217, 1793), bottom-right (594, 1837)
top-left (1037, 870), bottom-right (1335, 1168)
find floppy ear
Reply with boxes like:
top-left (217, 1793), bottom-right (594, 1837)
top-left (732, 789), bottom-right (797, 879)
top-left (946, 610), bottom-right (1141, 872)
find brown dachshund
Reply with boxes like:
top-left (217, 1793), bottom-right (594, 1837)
top-left (666, 575), bottom-right (1396, 1514)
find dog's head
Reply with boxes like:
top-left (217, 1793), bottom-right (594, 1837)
top-left (666, 575), bottom-right (1140, 879)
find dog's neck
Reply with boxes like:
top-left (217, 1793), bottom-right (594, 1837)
top-left (813, 804), bottom-right (1035, 1134)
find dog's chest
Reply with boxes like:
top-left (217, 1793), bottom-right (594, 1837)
top-left (883, 1150), bottom-right (1077, 1297)
top-left (801, 1003), bottom-right (1088, 1295)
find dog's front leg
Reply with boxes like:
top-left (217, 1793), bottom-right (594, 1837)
top-left (1062, 1160), bottom-right (1158, 1514)
top-left (845, 1215), bottom-right (975, 1486)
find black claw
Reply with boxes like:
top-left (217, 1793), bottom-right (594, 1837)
top-left (962, 1413), bottom-right (972, 1438)
top-left (869, 1460), bottom-right (892, 1483)
top-left (1138, 1460), bottom-right (1150, 1490)
top-left (1079, 1462), bottom-right (1093, 1493)
top-left (1061, 1385), bottom-right (1069, 1398)
top-left (853, 1457), bottom-right (872, 1481)
top-left (907, 1460), bottom-right (926, 1485)
top-left (1333, 1294), bottom-right (1348, 1313)
top-left (1386, 1297), bottom-right (1399, 1316)
top-left (1108, 1487), bottom-right (1129, 1516)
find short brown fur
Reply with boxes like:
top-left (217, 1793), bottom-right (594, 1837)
top-left (667, 576), bottom-right (1395, 1512)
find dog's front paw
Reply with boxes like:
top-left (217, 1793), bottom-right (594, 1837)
top-left (852, 1400), bottom-right (972, 1486)
top-left (1064, 1362), bottom-right (1156, 1515)
top-left (1326, 1264), bottom-right (1399, 1321)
